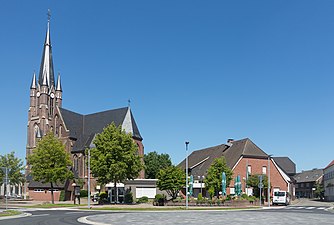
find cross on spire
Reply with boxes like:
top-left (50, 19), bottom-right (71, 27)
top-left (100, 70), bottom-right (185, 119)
top-left (128, 99), bottom-right (131, 107)
top-left (47, 9), bottom-right (51, 22)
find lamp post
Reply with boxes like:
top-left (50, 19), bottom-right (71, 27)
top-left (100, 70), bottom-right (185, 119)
top-left (87, 148), bottom-right (91, 209)
top-left (185, 141), bottom-right (189, 210)
top-left (198, 175), bottom-right (205, 196)
top-left (268, 154), bottom-right (272, 207)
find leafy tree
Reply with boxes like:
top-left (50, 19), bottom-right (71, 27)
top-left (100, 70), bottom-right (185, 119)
top-left (144, 151), bottom-right (172, 179)
top-left (246, 174), bottom-right (268, 198)
top-left (314, 181), bottom-right (324, 200)
top-left (0, 151), bottom-right (25, 186)
top-left (156, 165), bottom-right (185, 200)
top-left (27, 132), bottom-right (73, 204)
top-left (90, 123), bottom-right (143, 203)
top-left (204, 156), bottom-right (233, 198)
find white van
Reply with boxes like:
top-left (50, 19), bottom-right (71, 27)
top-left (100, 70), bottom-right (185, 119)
top-left (273, 191), bottom-right (290, 206)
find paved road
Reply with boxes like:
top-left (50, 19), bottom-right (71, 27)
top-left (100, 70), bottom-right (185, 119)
top-left (0, 209), bottom-right (105, 225)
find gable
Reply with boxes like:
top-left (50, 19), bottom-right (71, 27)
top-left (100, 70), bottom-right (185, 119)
top-left (59, 107), bottom-right (142, 153)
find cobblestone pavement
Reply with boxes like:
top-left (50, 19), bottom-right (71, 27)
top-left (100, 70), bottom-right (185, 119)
top-left (83, 209), bottom-right (334, 225)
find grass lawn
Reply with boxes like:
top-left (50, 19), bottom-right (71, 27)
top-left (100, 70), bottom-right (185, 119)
top-left (0, 210), bottom-right (21, 217)
top-left (25, 203), bottom-right (81, 208)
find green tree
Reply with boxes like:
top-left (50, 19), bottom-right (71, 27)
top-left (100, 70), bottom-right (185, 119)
top-left (27, 132), bottom-right (73, 204)
top-left (144, 151), bottom-right (172, 179)
top-left (204, 156), bottom-right (233, 198)
top-left (0, 151), bottom-right (25, 186)
top-left (314, 181), bottom-right (324, 200)
top-left (90, 123), bottom-right (143, 203)
top-left (156, 165), bottom-right (185, 200)
top-left (246, 174), bottom-right (268, 198)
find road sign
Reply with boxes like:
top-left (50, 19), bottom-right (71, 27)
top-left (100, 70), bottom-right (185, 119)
top-left (258, 183), bottom-right (264, 189)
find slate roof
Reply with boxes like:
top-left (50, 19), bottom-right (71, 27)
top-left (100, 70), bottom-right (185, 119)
top-left (273, 157), bottom-right (296, 176)
top-left (293, 169), bottom-right (323, 183)
top-left (178, 138), bottom-right (269, 177)
top-left (28, 180), bottom-right (67, 189)
top-left (59, 107), bottom-right (142, 153)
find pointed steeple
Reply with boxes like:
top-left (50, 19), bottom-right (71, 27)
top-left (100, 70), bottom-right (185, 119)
top-left (30, 71), bottom-right (37, 89)
top-left (38, 9), bottom-right (55, 88)
top-left (122, 107), bottom-right (134, 134)
top-left (56, 73), bottom-right (62, 91)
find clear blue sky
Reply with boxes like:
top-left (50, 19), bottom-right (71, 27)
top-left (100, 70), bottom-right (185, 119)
top-left (1, 1), bottom-right (333, 172)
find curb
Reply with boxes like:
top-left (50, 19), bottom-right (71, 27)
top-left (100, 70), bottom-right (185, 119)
top-left (0, 212), bottom-right (32, 220)
top-left (78, 216), bottom-right (109, 225)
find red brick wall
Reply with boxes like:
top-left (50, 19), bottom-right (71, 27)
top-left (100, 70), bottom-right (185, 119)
top-left (228, 157), bottom-right (289, 195)
top-left (28, 190), bottom-right (61, 201)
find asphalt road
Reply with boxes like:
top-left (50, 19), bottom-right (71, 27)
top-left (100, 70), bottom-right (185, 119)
top-left (0, 206), bottom-right (333, 225)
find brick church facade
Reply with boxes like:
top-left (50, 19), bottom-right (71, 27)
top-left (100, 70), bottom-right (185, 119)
top-left (26, 16), bottom-right (144, 200)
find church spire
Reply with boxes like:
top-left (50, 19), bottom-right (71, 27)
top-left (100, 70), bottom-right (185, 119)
top-left (56, 73), bottom-right (62, 91)
top-left (30, 71), bottom-right (37, 89)
top-left (38, 9), bottom-right (55, 88)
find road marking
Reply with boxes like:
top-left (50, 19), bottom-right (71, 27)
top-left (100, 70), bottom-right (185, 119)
top-left (296, 207), bottom-right (305, 209)
top-left (65, 212), bottom-right (85, 214)
top-left (317, 207), bottom-right (326, 210)
top-left (306, 207), bottom-right (315, 210)
top-left (31, 214), bottom-right (50, 217)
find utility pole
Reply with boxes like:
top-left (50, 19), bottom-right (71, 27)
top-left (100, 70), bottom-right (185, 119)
top-left (87, 148), bottom-right (91, 209)
top-left (185, 141), bottom-right (189, 210)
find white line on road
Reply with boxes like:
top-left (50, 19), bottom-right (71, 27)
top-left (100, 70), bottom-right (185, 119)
top-left (31, 214), bottom-right (50, 217)
top-left (65, 212), bottom-right (85, 214)
top-left (305, 207), bottom-right (315, 210)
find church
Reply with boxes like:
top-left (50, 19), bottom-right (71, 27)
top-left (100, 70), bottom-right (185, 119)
top-left (26, 15), bottom-right (144, 201)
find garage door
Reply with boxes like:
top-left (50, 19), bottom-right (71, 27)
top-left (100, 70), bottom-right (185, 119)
top-left (136, 187), bottom-right (156, 198)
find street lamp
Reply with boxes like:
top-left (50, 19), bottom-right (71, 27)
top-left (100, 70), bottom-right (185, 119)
top-left (185, 141), bottom-right (189, 210)
top-left (87, 148), bottom-right (91, 209)
top-left (198, 175), bottom-right (205, 196)
top-left (268, 154), bottom-right (272, 207)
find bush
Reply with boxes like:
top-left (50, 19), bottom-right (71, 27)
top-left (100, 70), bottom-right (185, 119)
top-left (154, 194), bottom-right (166, 206)
top-left (124, 192), bottom-right (133, 204)
top-left (80, 190), bottom-right (88, 197)
top-left (59, 190), bottom-right (66, 201)
top-left (99, 192), bottom-right (108, 201)
top-left (136, 196), bottom-right (149, 204)
top-left (197, 193), bottom-right (203, 201)
top-left (241, 193), bottom-right (248, 200)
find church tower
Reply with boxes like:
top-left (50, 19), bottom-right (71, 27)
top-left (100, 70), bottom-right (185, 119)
top-left (26, 11), bottom-right (62, 170)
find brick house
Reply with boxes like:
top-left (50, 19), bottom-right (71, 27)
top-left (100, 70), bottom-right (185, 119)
top-left (179, 138), bottom-right (295, 199)
top-left (26, 16), bottom-right (144, 201)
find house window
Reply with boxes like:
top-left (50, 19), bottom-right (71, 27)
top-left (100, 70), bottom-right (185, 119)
top-left (34, 189), bottom-right (44, 192)
top-left (262, 166), bottom-right (267, 175)
top-left (247, 165), bottom-right (252, 175)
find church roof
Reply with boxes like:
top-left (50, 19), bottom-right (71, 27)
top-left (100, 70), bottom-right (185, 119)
top-left (59, 107), bottom-right (142, 153)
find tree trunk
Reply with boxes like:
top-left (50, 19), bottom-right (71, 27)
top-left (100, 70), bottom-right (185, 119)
top-left (50, 182), bottom-right (55, 204)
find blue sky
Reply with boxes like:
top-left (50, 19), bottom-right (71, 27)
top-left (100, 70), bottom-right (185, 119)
top-left (1, 1), bottom-right (333, 172)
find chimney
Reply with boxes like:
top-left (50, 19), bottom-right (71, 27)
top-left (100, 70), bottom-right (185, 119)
top-left (227, 139), bottom-right (234, 146)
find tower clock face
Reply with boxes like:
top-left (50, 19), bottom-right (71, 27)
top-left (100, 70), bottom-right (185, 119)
top-left (36, 92), bottom-right (40, 97)
top-left (50, 93), bottom-right (55, 98)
